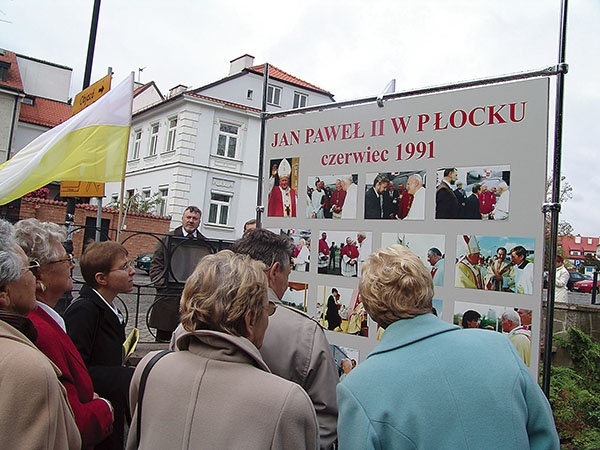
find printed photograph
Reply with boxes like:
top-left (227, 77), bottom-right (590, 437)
top-left (318, 285), bottom-right (369, 337)
top-left (455, 235), bottom-right (535, 295)
top-left (305, 174), bottom-right (359, 219)
top-left (381, 233), bottom-right (446, 286)
top-left (267, 157), bottom-right (300, 217)
top-left (283, 281), bottom-right (309, 312)
top-left (435, 165), bottom-right (511, 220)
top-left (331, 345), bottom-right (360, 382)
top-left (454, 301), bottom-right (533, 366)
top-left (364, 170), bottom-right (427, 220)
top-left (316, 230), bottom-right (372, 277)
top-left (278, 229), bottom-right (312, 272)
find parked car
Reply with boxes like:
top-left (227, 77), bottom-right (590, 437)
top-left (572, 278), bottom-right (600, 294)
top-left (567, 271), bottom-right (591, 291)
top-left (135, 252), bottom-right (153, 273)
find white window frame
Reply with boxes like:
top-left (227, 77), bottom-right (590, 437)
top-left (216, 122), bottom-right (240, 159)
top-left (293, 92), bottom-right (308, 109)
top-left (267, 84), bottom-right (282, 106)
top-left (131, 129), bottom-right (142, 159)
top-left (157, 186), bottom-right (168, 216)
top-left (165, 117), bottom-right (177, 152)
top-left (207, 190), bottom-right (233, 226)
top-left (148, 123), bottom-right (159, 156)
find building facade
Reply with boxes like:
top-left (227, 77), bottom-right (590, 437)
top-left (106, 55), bottom-right (335, 239)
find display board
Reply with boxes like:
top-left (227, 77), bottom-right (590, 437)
top-left (263, 78), bottom-right (550, 375)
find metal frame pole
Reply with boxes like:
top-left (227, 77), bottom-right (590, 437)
top-left (542, 0), bottom-right (569, 397)
top-left (255, 63), bottom-right (269, 227)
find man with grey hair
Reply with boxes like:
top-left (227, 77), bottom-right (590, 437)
top-left (404, 173), bottom-right (425, 220)
top-left (501, 310), bottom-right (531, 366)
top-left (492, 181), bottom-right (510, 220)
top-left (340, 174), bottom-right (358, 219)
top-left (150, 205), bottom-right (211, 342)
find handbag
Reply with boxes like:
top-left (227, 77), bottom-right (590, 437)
top-left (135, 349), bottom-right (172, 448)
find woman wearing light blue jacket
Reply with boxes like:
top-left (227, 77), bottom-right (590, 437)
top-left (337, 245), bottom-right (559, 450)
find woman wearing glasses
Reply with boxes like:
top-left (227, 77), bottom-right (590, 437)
top-left (65, 241), bottom-right (136, 450)
top-left (126, 250), bottom-right (318, 450)
top-left (0, 218), bottom-right (82, 449)
top-left (14, 218), bottom-right (113, 449)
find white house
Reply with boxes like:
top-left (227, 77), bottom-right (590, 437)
top-left (107, 55), bottom-right (335, 240)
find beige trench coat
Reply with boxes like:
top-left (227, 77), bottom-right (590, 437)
top-left (0, 319), bottom-right (81, 450)
top-left (127, 330), bottom-right (318, 450)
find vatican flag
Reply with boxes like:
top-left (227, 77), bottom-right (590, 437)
top-left (0, 73), bottom-right (134, 205)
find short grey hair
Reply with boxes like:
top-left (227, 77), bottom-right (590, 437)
top-left (14, 218), bottom-right (67, 265)
top-left (0, 219), bottom-right (21, 287)
top-left (501, 309), bottom-right (521, 325)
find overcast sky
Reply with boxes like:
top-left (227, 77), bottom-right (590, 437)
top-left (2, 0), bottom-right (599, 236)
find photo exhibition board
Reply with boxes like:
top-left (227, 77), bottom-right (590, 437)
top-left (263, 78), bottom-right (550, 374)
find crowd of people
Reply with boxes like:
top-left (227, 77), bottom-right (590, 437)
top-left (0, 213), bottom-right (560, 449)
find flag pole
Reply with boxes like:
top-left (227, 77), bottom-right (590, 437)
top-left (116, 72), bottom-right (135, 244)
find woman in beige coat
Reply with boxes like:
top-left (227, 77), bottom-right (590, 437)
top-left (0, 218), bottom-right (81, 449)
top-left (127, 250), bottom-right (318, 450)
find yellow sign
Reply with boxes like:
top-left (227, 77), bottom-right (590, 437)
top-left (72, 73), bottom-right (112, 115)
top-left (60, 181), bottom-right (105, 198)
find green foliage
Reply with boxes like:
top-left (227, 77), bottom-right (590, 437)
top-left (108, 192), bottom-right (164, 214)
top-left (549, 328), bottom-right (600, 449)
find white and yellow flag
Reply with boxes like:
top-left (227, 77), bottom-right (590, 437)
top-left (0, 73), bottom-right (134, 205)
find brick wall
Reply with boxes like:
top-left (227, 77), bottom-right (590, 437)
top-left (16, 197), bottom-right (171, 258)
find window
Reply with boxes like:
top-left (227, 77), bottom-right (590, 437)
top-left (142, 188), bottom-right (151, 200)
top-left (217, 123), bottom-right (239, 159)
top-left (132, 129), bottom-right (142, 159)
top-left (293, 92), bottom-right (308, 108)
top-left (148, 123), bottom-right (159, 156)
top-left (165, 117), bottom-right (177, 152)
top-left (208, 192), bottom-right (232, 225)
top-left (267, 85), bottom-right (282, 106)
top-left (247, 89), bottom-right (253, 100)
top-left (111, 194), bottom-right (119, 204)
top-left (157, 187), bottom-right (168, 216)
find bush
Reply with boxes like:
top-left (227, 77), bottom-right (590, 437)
top-left (549, 328), bottom-right (600, 449)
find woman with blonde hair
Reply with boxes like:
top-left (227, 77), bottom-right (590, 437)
top-left (337, 245), bottom-right (559, 450)
top-left (127, 250), bottom-right (318, 450)
top-left (0, 218), bottom-right (81, 449)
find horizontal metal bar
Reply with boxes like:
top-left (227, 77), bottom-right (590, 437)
top-left (265, 65), bottom-right (560, 120)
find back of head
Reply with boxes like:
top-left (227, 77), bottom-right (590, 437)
top-left (80, 241), bottom-right (128, 287)
top-left (230, 228), bottom-right (294, 268)
top-left (359, 245), bottom-right (433, 329)
top-left (180, 250), bottom-right (267, 335)
top-left (0, 219), bottom-right (20, 288)
top-left (13, 218), bottom-right (66, 264)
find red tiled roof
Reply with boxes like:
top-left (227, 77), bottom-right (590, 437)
top-left (0, 50), bottom-right (24, 92)
top-left (19, 97), bottom-right (72, 128)
top-left (186, 92), bottom-right (261, 113)
top-left (247, 64), bottom-right (332, 95)
top-left (559, 235), bottom-right (600, 257)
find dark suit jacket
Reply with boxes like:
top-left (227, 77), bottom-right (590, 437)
top-left (435, 182), bottom-right (459, 219)
top-left (364, 187), bottom-right (383, 219)
top-left (464, 194), bottom-right (482, 219)
top-left (29, 306), bottom-right (113, 448)
top-left (65, 285), bottom-right (134, 450)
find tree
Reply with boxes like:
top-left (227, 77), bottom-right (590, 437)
top-left (545, 176), bottom-right (574, 269)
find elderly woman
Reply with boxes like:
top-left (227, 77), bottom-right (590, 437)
top-left (0, 219), bottom-right (81, 449)
top-left (14, 218), bottom-right (113, 449)
top-left (65, 241), bottom-right (135, 450)
top-left (337, 245), bottom-right (560, 450)
top-left (126, 250), bottom-right (318, 450)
